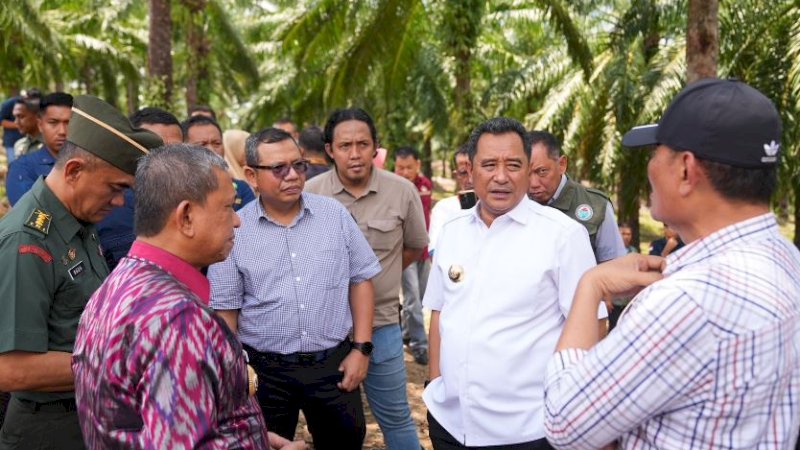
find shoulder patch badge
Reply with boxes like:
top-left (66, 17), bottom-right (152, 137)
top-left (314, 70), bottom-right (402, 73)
top-left (575, 204), bottom-right (594, 221)
top-left (19, 244), bottom-right (54, 263)
top-left (24, 209), bottom-right (52, 235)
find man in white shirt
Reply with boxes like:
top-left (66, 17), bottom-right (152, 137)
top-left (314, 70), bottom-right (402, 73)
top-left (423, 117), bottom-right (601, 449)
top-left (428, 144), bottom-right (473, 257)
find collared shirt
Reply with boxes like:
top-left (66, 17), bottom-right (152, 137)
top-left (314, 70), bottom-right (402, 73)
top-left (209, 193), bottom-right (380, 354)
top-left (423, 197), bottom-right (599, 446)
top-left (305, 168), bottom-right (428, 328)
top-left (428, 195), bottom-right (464, 257)
top-left (0, 177), bottom-right (108, 403)
top-left (550, 174), bottom-right (626, 262)
top-left (1, 97), bottom-right (22, 148)
top-left (544, 213), bottom-right (800, 450)
top-left (13, 134), bottom-right (43, 158)
top-left (73, 240), bottom-right (268, 449)
top-left (413, 174), bottom-right (433, 261)
top-left (6, 146), bottom-right (56, 206)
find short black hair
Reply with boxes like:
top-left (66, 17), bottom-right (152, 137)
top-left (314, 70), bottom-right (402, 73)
top-left (395, 146), bottom-right (419, 161)
top-left (298, 125), bottom-right (325, 155)
top-left (16, 88), bottom-right (41, 113)
top-left (181, 115), bottom-right (222, 138)
top-left (245, 127), bottom-right (298, 166)
top-left (451, 143), bottom-right (469, 169)
top-left (323, 108), bottom-right (378, 146)
top-left (696, 156), bottom-right (776, 205)
top-left (466, 117), bottom-right (529, 162)
top-left (188, 104), bottom-right (216, 119)
top-left (39, 92), bottom-right (73, 114)
top-left (526, 130), bottom-right (560, 159)
top-left (130, 107), bottom-right (180, 128)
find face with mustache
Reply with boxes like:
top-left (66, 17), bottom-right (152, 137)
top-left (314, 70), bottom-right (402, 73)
top-left (245, 138), bottom-right (305, 215)
top-left (471, 132), bottom-right (530, 226)
top-left (326, 119), bottom-right (376, 188)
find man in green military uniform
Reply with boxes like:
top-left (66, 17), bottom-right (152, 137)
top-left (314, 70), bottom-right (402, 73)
top-left (0, 95), bottom-right (162, 449)
top-left (527, 130), bottom-right (626, 263)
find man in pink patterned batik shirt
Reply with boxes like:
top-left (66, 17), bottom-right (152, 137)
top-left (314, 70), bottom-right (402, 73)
top-left (72, 145), bottom-right (304, 449)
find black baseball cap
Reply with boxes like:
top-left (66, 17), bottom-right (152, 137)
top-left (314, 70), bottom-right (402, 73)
top-left (622, 78), bottom-right (782, 168)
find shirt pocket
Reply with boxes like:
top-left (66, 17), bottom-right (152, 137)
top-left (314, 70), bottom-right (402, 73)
top-left (366, 217), bottom-right (402, 251)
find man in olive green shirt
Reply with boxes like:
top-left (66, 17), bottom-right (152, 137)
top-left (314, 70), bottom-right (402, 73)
top-left (0, 95), bottom-right (162, 449)
top-left (305, 108), bottom-right (428, 449)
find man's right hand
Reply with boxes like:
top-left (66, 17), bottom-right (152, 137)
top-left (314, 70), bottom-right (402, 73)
top-left (583, 253), bottom-right (666, 301)
top-left (268, 431), bottom-right (307, 450)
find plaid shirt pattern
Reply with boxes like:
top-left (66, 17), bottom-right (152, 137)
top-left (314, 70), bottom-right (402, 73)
top-left (544, 213), bottom-right (800, 450)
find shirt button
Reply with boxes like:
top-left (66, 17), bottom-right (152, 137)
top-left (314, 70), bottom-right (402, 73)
top-left (301, 331), bottom-right (307, 336)
top-left (295, 277), bottom-right (301, 282)
top-left (291, 253), bottom-right (296, 258)
top-left (299, 304), bottom-right (305, 310)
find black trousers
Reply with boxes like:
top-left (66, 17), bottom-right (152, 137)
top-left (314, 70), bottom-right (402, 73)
top-left (428, 411), bottom-right (555, 450)
top-left (246, 342), bottom-right (365, 450)
top-left (0, 397), bottom-right (84, 450)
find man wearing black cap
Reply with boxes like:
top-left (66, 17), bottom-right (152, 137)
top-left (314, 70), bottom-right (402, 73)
top-left (0, 95), bottom-right (162, 449)
top-left (542, 79), bottom-right (800, 450)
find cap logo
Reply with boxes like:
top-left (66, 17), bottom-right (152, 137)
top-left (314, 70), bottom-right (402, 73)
top-left (72, 107), bottom-right (149, 155)
top-left (762, 140), bottom-right (779, 163)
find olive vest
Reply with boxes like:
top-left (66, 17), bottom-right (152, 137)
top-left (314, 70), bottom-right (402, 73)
top-left (549, 177), bottom-right (611, 255)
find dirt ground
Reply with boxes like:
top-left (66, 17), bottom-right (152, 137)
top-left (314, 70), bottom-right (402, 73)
top-left (295, 348), bottom-right (432, 449)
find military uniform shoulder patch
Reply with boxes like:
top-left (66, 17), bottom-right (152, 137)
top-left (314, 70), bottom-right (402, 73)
top-left (18, 244), bottom-right (53, 263)
top-left (575, 204), bottom-right (594, 221)
top-left (24, 209), bottom-right (52, 235)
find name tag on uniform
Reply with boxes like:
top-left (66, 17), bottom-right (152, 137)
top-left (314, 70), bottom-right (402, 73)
top-left (68, 261), bottom-right (86, 280)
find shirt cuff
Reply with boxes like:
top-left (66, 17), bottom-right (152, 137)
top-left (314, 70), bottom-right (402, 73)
top-left (546, 348), bottom-right (588, 385)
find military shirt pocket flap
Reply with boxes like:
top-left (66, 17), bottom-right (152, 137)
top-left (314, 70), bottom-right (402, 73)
top-left (366, 218), bottom-right (402, 250)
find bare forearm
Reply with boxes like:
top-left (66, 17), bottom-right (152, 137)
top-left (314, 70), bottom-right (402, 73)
top-left (349, 281), bottom-right (375, 342)
top-left (402, 247), bottom-right (423, 270)
top-left (556, 280), bottom-right (603, 352)
top-left (215, 309), bottom-right (240, 334)
top-left (428, 311), bottom-right (441, 380)
top-left (0, 351), bottom-right (74, 392)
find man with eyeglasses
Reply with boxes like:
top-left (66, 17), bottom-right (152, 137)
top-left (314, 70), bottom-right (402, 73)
top-left (527, 131), bottom-right (625, 263)
top-left (208, 127), bottom-right (381, 450)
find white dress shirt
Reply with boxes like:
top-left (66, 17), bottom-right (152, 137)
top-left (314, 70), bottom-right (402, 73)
top-left (428, 195), bottom-right (463, 256)
top-left (423, 197), bottom-right (601, 446)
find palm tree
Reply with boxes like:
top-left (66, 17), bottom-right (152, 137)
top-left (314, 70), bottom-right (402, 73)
top-left (686, 0), bottom-right (718, 83)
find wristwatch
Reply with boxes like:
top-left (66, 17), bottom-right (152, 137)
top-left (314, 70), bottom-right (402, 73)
top-left (352, 341), bottom-right (374, 356)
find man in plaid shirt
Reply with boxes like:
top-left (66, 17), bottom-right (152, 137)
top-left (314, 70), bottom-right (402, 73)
top-left (544, 79), bottom-right (800, 450)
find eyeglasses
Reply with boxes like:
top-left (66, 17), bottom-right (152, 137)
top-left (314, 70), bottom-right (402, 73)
top-left (250, 160), bottom-right (309, 178)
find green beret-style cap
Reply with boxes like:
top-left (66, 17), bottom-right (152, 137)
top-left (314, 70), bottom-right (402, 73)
top-left (67, 95), bottom-right (163, 175)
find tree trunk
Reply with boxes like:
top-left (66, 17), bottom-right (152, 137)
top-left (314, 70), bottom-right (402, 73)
top-left (422, 137), bottom-right (433, 179)
top-left (185, 0), bottom-right (210, 110)
top-left (794, 183), bottom-right (800, 250)
top-left (686, 0), bottom-right (718, 83)
top-left (148, 0), bottom-right (173, 104)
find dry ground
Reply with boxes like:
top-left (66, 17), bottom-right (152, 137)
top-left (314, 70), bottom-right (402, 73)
top-left (294, 348), bottom-right (432, 450)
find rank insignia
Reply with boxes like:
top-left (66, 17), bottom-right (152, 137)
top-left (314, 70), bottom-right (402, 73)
top-left (68, 248), bottom-right (77, 261)
top-left (448, 264), bottom-right (464, 283)
top-left (24, 209), bottom-right (52, 235)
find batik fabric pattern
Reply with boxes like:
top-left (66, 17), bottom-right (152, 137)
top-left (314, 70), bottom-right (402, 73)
top-left (73, 251), bottom-right (268, 449)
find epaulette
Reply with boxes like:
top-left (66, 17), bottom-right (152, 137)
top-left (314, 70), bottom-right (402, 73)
top-left (585, 187), bottom-right (611, 202)
top-left (24, 208), bottom-right (52, 235)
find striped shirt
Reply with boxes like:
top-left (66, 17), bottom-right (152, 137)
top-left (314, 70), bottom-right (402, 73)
top-left (544, 213), bottom-right (800, 450)
top-left (209, 193), bottom-right (381, 354)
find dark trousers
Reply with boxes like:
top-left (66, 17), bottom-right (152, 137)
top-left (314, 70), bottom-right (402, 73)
top-left (245, 341), bottom-right (365, 450)
top-left (0, 392), bottom-right (8, 429)
top-left (428, 411), bottom-right (555, 450)
top-left (0, 396), bottom-right (84, 450)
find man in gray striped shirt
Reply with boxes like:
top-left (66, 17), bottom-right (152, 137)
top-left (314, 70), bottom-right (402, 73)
top-left (209, 127), bottom-right (380, 450)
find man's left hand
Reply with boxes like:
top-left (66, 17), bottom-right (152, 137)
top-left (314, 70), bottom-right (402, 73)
top-left (337, 350), bottom-right (370, 392)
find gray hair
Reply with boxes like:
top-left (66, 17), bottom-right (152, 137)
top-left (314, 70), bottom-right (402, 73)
top-left (244, 127), bottom-right (296, 166)
top-left (134, 143), bottom-right (229, 237)
top-left (54, 141), bottom-right (100, 170)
